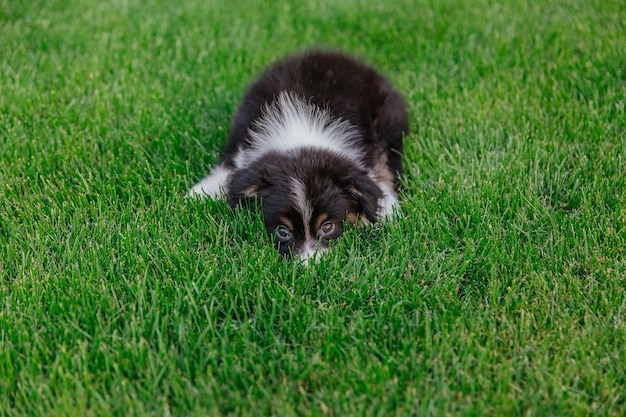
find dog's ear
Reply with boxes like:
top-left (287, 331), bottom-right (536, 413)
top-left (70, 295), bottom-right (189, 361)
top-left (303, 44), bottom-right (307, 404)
top-left (348, 174), bottom-right (383, 222)
top-left (226, 167), bottom-right (264, 208)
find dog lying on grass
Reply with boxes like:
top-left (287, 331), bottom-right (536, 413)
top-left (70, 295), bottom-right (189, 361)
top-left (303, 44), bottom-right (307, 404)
top-left (189, 50), bottom-right (409, 261)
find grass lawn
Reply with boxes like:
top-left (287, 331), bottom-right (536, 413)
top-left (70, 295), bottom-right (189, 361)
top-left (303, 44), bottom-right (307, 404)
top-left (1, 0), bottom-right (625, 415)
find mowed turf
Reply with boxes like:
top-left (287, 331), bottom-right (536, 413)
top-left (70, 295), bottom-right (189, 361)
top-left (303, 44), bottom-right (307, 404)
top-left (1, 0), bottom-right (625, 415)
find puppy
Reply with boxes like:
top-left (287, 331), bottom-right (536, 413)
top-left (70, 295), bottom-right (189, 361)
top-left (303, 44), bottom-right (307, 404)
top-left (189, 50), bottom-right (409, 261)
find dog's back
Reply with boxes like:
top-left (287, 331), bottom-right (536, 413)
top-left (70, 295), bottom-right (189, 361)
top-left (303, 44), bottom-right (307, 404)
top-left (221, 50), bottom-right (408, 188)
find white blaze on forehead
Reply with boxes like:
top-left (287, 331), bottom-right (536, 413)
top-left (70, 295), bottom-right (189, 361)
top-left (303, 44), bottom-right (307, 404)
top-left (289, 179), bottom-right (328, 264)
top-left (234, 91), bottom-right (364, 168)
top-left (290, 178), bottom-right (313, 239)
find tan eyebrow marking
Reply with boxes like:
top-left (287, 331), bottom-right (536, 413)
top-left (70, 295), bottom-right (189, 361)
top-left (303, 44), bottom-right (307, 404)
top-left (279, 217), bottom-right (294, 230)
top-left (314, 213), bottom-right (329, 230)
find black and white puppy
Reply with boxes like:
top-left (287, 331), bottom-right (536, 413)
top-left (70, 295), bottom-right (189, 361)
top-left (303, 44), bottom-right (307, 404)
top-left (189, 50), bottom-right (409, 261)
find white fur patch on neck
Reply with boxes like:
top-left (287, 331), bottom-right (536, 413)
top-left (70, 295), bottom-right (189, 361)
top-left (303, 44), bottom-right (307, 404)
top-left (233, 91), bottom-right (363, 168)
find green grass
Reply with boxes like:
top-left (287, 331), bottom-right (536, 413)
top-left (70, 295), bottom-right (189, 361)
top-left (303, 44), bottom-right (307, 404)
top-left (1, 0), bottom-right (625, 415)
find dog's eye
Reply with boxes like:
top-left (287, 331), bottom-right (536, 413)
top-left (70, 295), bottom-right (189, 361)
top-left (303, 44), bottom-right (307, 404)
top-left (320, 221), bottom-right (335, 236)
top-left (276, 225), bottom-right (292, 241)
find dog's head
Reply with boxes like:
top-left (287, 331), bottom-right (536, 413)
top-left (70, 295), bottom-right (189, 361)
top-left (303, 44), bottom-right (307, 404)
top-left (226, 149), bottom-right (383, 261)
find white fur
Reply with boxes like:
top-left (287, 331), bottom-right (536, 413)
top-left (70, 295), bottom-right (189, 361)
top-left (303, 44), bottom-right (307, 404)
top-left (233, 92), bottom-right (364, 168)
top-left (299, 242), bottom-right (323, 264)
top-left (290, 178), bottom-right (325, 264)
top-left (188, 163), bottom-right (231, 199)
top-left (375, 182), bottom-right (400, 218)
top-left (290, 178), bottom-right (313, 237)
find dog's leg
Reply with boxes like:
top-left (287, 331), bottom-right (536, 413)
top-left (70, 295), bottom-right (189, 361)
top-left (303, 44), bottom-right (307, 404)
top-left (377, 183), bottom-right (400, 218)
top-left (188, 163), bottom-right (232, 199)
